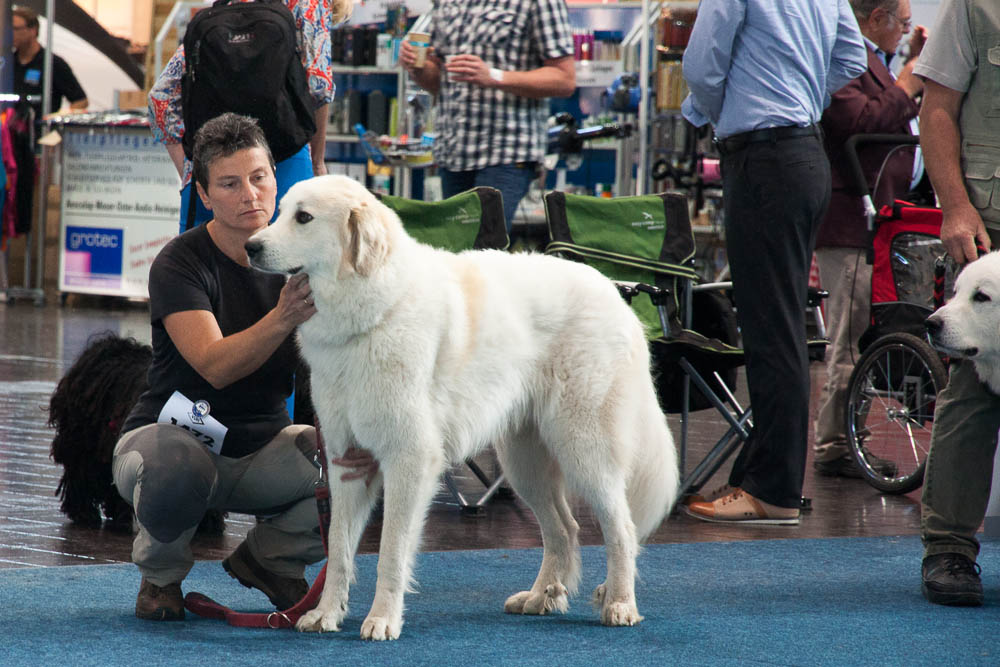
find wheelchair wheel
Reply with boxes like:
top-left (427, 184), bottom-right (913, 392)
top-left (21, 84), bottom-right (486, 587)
top-left (844, 332), bottom-right (947, 494)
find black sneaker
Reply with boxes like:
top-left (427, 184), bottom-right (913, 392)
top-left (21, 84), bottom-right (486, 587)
top-left (921, 553), bottom-right (983, 606)
top-left (222, 542), bottom-right (308, 610)
top-left (814, 450), bottom-right (898, 479)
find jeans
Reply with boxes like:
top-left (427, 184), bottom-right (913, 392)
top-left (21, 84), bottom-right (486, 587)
top-left (720, 132), bottom-right (831, 508)
top-left (439, 163), bottom-right (537, 233)
top-left (177, 144), bottom-right (314, 234)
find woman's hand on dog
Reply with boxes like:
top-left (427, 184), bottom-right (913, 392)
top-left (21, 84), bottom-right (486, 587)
top-left (276, 273), bottom-right (317, 325)
top-left (331, 446), bottom-right (380, 487)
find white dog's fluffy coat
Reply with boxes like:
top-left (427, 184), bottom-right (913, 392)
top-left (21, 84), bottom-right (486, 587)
top-left (247, 175), bottom-right (679, 640)
top-left (927, 251), bottom-right (1000, 392)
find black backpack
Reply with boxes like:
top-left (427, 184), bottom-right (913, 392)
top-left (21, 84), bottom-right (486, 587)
top-left (180, 0), bottom-right (317, 162)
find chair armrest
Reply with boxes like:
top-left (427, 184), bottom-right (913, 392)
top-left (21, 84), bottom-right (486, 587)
top-left (614, 281), bottom-right (640, 303)
top-left (692, 281), bottom-right (733, 293)
top-left (612, 280), bottom-right (673, 336)
top-left (614, 280), bottom-right (670, 305)
top-left (693, 281), bottom-right (826, 309)
top-left (807, 287), bottom-right (829, 307)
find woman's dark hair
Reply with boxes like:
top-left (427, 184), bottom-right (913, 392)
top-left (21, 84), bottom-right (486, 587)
top-left (191, 112), bottom-right (275, 191)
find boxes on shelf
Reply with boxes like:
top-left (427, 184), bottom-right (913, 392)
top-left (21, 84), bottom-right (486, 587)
top-left (331, 25), bottom-right (402, 68)
top-left (329, 90), bottom-right (397, 136)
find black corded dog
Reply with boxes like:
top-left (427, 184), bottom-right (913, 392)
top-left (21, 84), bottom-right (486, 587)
top-left (47, 333), bottom-right (225, 534)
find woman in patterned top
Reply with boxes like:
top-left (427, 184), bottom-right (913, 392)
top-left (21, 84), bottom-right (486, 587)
top-left (148, 0), bottom-right (351, 234)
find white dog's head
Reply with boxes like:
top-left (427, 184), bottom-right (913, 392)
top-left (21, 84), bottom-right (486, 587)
top-left (245, 174), bottom-right (398, 279)
top-left (926, 251), bottom-right (1000, 389)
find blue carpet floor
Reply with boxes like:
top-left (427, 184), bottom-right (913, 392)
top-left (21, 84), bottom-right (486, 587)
top-left (3, 536), bottom-right (999, 666)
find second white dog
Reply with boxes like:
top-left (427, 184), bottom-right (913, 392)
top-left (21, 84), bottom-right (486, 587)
top-left (246, 175), bottom-right (679, 640)
top-left (927, 251), bottom-right (1000, 392)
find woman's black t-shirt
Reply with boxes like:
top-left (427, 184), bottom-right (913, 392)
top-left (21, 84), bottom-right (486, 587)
top-left (121, 224), bottom-right (297, 457)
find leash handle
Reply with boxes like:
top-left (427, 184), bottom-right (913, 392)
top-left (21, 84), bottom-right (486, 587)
top-left (184, 563), bottom-right (328, 628)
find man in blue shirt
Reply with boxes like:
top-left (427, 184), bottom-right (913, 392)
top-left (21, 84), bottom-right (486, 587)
top-left (682, 0), bottom-right (867, 524)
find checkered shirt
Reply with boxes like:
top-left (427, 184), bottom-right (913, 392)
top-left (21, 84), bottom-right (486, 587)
top-left (430, 0), bottom-right (574, 171)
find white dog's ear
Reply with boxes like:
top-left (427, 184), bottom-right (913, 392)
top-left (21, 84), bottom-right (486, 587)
top-left (345, 201), bottom-right (390, 276)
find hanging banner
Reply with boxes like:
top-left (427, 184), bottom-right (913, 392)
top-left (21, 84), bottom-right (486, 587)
top-left (58, 126), bottom-right (180, 298)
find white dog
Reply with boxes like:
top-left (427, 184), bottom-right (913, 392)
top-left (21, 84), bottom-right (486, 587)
top-left (926, 251), bottom-right (1000, 392)
top-left (245, 175), bottom-right (678, 640)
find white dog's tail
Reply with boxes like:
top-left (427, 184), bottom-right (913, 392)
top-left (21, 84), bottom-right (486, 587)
top-left (627, 391), bottom-right (680, 542)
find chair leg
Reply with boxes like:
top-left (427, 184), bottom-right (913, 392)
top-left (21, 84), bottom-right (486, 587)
top-left (443, 456), bottom-right (510, 516)
top-left (811, 305), bottom-right (827, 340)
top-left (679, 359), bottom-right (751, 438)
top-left (676, 359), bottom-right (753, 503)
top-left (679, 411), bottom-right (752, 500)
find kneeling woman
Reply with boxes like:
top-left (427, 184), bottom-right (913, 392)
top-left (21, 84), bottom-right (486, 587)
top-left (114, 113), bottom-right (374, 621)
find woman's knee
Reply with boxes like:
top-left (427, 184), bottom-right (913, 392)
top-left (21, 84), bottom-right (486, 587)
top-left (114, 424), bottom-right (217, 543)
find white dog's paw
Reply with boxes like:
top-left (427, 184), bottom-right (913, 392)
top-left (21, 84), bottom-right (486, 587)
top-left (591, 582), bottom-right (607, 609)
top-left (296, 606), bottom-right (345, 633)
top-left (360, 614), bottom-right (401, 641)
top-left (503, 583), bottom-right (569, 615)
top-left (592, 584), bottom-right (642, 626)
top-left (600, 600), bottom-right (643, 627)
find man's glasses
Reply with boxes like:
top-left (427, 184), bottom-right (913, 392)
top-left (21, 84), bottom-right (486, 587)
top-left (886, 11), bottom-right (912, 32)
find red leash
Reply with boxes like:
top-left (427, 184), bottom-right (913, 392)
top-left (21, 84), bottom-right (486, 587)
top-left (183, 420), bottom-right (332, 628)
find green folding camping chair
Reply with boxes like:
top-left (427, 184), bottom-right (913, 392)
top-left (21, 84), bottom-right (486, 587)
top-left (376, 186), bottom-right (511, 514)
top-left (543, 191), bottom-right (751, 501)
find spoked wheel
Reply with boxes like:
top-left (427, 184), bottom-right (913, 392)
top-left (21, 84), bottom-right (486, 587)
top-left (844, 333), bottom-right (947, 494)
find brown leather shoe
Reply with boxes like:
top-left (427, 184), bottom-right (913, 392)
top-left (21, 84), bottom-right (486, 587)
top-left (222, 542), bottom-right (308, 610)
top-left (135, 578), bottom-right (185, 621)
top-left (683, 487), bottom-right (800, 525)
top-left (683, 483), bottom-right (735, 505)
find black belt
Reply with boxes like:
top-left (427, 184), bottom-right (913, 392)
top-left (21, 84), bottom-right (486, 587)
top-left (715, 124), bottom-right (821, 155)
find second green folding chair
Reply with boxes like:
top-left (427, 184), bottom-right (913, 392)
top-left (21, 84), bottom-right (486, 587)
top-left (543, 191), bottom-right (748, 502)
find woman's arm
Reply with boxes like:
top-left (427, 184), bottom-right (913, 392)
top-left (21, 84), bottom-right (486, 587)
top-left (163, 273), bottom-right (316, 389)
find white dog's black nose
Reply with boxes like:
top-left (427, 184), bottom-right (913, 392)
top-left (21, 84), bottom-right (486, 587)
top-left (245, 240), bottom-right (263, 260)
top-left (925, 315), bottom-right (942, 336)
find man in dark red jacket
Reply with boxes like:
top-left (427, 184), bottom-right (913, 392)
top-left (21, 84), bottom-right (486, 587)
top-left (813, 0), bottom-right (926, 478)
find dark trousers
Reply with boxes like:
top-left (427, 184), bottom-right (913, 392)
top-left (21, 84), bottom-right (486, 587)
top-left (720, 133), bottom-right (831, 508)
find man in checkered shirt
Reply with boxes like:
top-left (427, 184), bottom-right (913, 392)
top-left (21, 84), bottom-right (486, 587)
top-left (401, 0), bottom-right (575, 232)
